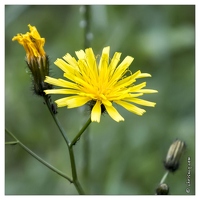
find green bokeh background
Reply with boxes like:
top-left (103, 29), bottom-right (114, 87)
top-left (5, 5), bottom-right (195, 195)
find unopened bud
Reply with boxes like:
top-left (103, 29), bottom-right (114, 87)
top-left (164, 139), bottom-right (186, 172)
top-left (156, 183), bottom-right (169, 195)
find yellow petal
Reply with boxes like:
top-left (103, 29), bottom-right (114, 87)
top-left (56, 96), bottom-right (90, 108)
top-left (98, 47), bottom-right (110, 83)
top-left (55, 58), bottom-right (79, 74)
top-left (28, 24), bottom-right (41, 39)
top-left (44, 89), bottom-right (79, 95)
top-left (104, 105), bottom-right (124, 122)
top-left (54, 96), bottom-right (74, 107)
top-left (109, 52), bottom-right (121, 76)
top-left (113, 70), bottom-right (141, 89)
top-left (129, 82), bottom-right (146, 92)
top-left (115, 100), bottom-right (146, 116)
top-left (63, 53), bottom-right (79, 68)
top-left (116, 56), bottom-right (134, 75)
top-left (109, 56), bottom-right (134, 85)
top-left (102, 99), bottom-right (112, 106)
top-left (138, 89), bottom-right (158, 93)
top-left (65, 74), bottom-right (94, 93)
top-left (125, 98), bottom-right (156, 107)
top-left (136, 73), bottom-right (151, 79)
top-left (44, 76), bottom-right (79, 89)
top-left (98, 46), bottom-right (110, 70)
top-left (85, 48), bottom-right (98, 82)
top-left (66, 96), bottom-right (91, 108)
top-left (85, 48), bottom-right (97, 71)
top-left (75, 49), bottom-right (86, 60)
top-left (91, 101), bottom-right (101, 122)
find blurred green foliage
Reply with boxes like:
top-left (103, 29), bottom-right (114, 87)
top-left (5, 5), bottom-right (195, 195)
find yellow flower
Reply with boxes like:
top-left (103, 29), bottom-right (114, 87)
top-left (12, 24), bottom-right (45, 63)
top-left (44, 46), bottom-right (158, 122)
top-left (12, 24), bottom-right (52, 96)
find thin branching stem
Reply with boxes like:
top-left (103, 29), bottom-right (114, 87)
top-left (70, 117), bottom-right (91, 148)
top-left (5, 128), bottom-right (72, 183)
top-left (43, 95), bottom-right (70, 145)
top-left (43, 95), bottom-right (87, 194)
top-left (5, 141), bottom-right (19, 145)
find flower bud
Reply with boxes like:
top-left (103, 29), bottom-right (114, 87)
top-left (12, 24), bottom-right (52, 96)
top-left (156, 183), bottom-right (169, 195)
top-left (164, 139), bottom-right (186, 172)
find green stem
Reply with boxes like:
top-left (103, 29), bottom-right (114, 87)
top-left (69, 148), bottom-right (85, 194)
top-left (68, 117), bottom-right (91, 194)
top-left (70, 117), bottom-right (91, 148)
top-left (43, 96), bottom-right (70, 145)
top-left (160, 171), bottom-right (169, 184)
top-left (5, 141), bottom-right (19, 145)
top-left (5, 128), bottom-right (72, 183)
top-left (43, 95), bottom-right (86, 194)
top-left (82, 127), bottom-right (90, 189)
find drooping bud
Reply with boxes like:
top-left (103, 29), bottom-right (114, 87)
top-left (12, 24), bottom-right (52, 96)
